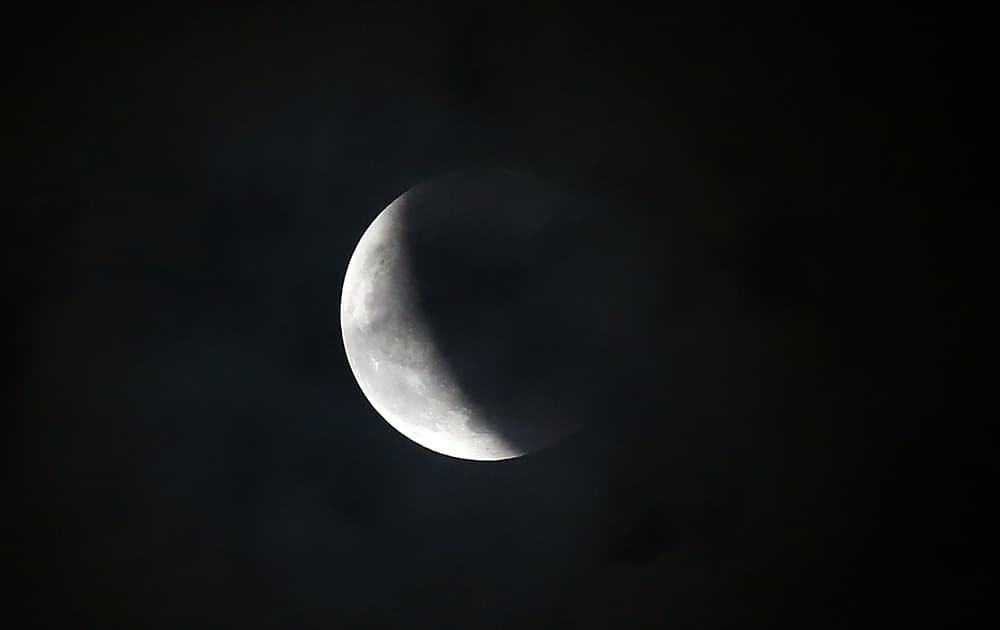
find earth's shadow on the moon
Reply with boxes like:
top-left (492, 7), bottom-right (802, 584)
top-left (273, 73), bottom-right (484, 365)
top-left (396, 168), bottom-right (635, 456)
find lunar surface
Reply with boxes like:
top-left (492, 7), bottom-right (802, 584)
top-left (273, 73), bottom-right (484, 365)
top-left (340, 170), bottom-right (588, 460)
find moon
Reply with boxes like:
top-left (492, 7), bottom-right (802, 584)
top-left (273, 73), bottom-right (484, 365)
top-left (340, 170), bottom-right (588, 460)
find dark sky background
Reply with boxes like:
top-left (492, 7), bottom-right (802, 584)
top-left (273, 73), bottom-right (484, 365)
top-left (5, 3), bottom-right (985, 629)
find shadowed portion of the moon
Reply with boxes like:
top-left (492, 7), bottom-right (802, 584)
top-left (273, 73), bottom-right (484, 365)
top-left (396, 169), bottom-right (632, 455)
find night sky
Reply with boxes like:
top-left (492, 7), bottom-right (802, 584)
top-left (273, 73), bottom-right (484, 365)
top-left (7, 3), bottom-right (984, 629)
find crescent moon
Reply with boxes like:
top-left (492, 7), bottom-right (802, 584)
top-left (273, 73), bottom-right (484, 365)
top-left (340, 171), bottom-right (583, 460)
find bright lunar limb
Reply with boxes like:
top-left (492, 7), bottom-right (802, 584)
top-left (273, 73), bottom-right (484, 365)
top-left (340, 171), bottom-right (582, 461)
